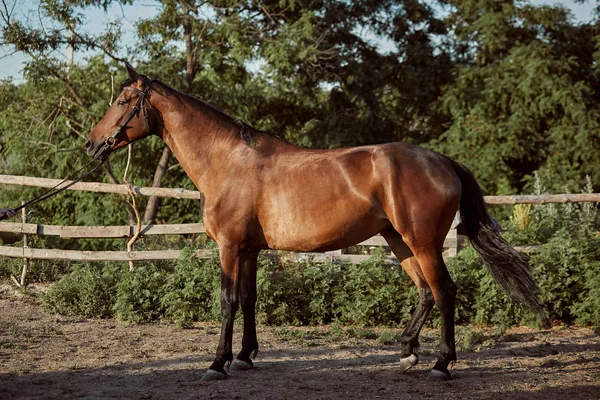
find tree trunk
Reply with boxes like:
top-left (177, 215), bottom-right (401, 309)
top-left (143, 0), bottom-right (198, 224)
top-left (142, 145), bottom-right (171, 224)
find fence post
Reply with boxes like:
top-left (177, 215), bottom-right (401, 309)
top-left (20, 201), bottom-right (29, 286)
top-left (446, 229), bottom-right (458, 257)
top-left (10, 201), bottom-right (30, 288)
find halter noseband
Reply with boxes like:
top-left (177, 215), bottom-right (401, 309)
top-left (100, 77), bottom-right (153, 155)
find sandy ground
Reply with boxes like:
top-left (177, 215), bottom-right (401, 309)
top-left (1, 286), bottom-right (599, 400)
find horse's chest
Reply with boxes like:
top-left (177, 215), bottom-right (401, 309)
top-left (201, 201), bottom-right (259, 244)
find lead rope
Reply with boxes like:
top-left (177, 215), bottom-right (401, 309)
top-left (0, 157), bottom-right (104, 221)
top-left (0, 78), bottom-right (154, 222)
top-left (122, 143), bottom-right (142, 272)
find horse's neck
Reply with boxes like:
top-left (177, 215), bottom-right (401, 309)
top-left (154, 89), bottom-right (244, 189)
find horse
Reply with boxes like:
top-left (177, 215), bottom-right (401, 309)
top-left (86, 64), bottom-right (545, 382)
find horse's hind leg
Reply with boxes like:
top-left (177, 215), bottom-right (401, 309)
top-left (382, 230), bottom-right (434, 372)
top-left (411, 246), bottom-right (457, 381)
top-left (231, 250), bottom-right (260, 371)
top-left (398, 257), bottom-right (435, 371)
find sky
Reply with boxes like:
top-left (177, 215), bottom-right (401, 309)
top-left (0, 1), bottom-right (160, 81)
top-left (0, 0), bottom-right (596, 82)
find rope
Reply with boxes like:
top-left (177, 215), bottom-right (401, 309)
top-left (3, 158), bottom-right (104, 218)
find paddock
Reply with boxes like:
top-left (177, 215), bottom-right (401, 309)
top-left (1, 291), bottom-right (599, 399)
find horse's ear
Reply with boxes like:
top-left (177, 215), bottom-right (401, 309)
top-left (125, 63), bottom-right (140, 82)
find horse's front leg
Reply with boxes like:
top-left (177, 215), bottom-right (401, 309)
top-left (231, 250), bottom-right (259, 371)
top-left (201, 244), bottom-right (246, 381)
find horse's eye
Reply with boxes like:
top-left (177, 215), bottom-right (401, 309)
top-left (117, 100), bottom-right (127, 107)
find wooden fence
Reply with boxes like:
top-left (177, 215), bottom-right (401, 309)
top-left (0, 220), bottom-right (457, 264)
top-left (0, 174), bottom-right (598, 266)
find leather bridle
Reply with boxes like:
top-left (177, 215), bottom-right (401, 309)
top-left (98, 77), bottom-right (154, 156)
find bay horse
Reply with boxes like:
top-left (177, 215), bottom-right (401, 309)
top-left (86, 64), bottom-right (545, 381)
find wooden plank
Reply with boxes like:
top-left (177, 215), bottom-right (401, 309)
top-left (357, 236), bottom-right (388, 246)
top-left (355, 230), bottom-right (458, 247)
top-left (337, 254), bottom-right (399, 264)
top-left (0, 246), bottom-right (213, 261)
top-left (484, 193), bottom-right (600, 204)
top-left (60, 225), bottom-right (130, 238)
top-left (0, 223), bottom-right (206, 238)
top-left (136, 223), bottom-right (205, 236)
top-left (0, 222), bottom-right (38, 235)
top-left (0, 174), bottom-right (201, 200)
top-left (264, 251), bottom-right (399, 264)
top-left (2, 175), bottom-right (599, 205)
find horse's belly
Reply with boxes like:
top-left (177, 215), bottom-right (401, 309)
top-left (262, 210), bottom-right (388, 252)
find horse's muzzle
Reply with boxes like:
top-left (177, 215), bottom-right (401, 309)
top-left (85, 139), bottom-right (110, 159)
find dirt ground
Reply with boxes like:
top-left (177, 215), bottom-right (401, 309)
top-left (1, 286), bottom-right (599, 400)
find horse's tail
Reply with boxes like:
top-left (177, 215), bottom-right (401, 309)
top-left (450, 160), bottom-right (546, 319)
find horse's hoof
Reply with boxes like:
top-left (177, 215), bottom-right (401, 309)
top-left (230, 358), bottom-right (253, 371)
top-left (200, 368), bottom-right (227, 381)
top-left (399, 354), bottom-right (418, 373)
top-left (428, 368), bottom-right (451, 381)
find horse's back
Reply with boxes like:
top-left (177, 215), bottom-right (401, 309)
top-left (256, 142), bottom-right (461, 251)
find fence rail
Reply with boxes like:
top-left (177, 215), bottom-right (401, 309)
top-left (2, 174), bottom-right (599, 204)
top-left (0, 221), bottom-right (205, 238)
top-left (0, 222), bottom-right (460, 262)
top-left (0, 174), bottom-right (201, 199)
top-left (0, 174), bottom-right (598, 266)
top-left (484, 193), bottom-right (600, 204)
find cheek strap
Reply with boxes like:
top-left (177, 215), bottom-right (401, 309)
top-left (103, 79), bottom-right (153, 151)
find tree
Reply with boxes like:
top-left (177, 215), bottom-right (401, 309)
top-left (0, 0), bottom-right (189, 226)
top-left (134, 0), bottom-right (452, 148)
top-left (433, 0), bottom-right (600, 194)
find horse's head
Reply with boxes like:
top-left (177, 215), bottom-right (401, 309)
top-left (86, 64), bottom-right (159, 159)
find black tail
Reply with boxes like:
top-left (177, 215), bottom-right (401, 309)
top-left (450, 160), bottom-right (546, 319)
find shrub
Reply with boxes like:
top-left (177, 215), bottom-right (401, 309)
top-left (42, 263), bottom-right (124, 318)
top-left (0, 257), bottom-right (72, 283)
top-left (332, 251), bottom-right (416, 327)
top-left (257, 256), bottom-right (340, 325)
top-left (161, 248), bottom-right (221, 327)
top-left (113, 264), bottom-right (168, 322)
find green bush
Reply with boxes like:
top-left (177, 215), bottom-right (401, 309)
top-left (332, 251), bottom-right (416, 326)
top-left (113, 264), bottom-right (168, 323)
top-left (257, 256), bottom-right (339, 325)
top-left (161, 248), bottom-right (221, 327)
top-left (42, 264), bottom-right (123, 318)
top-left (0, 257), bottom-right (71, 283)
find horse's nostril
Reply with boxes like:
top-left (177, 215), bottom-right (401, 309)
top-left (85, 140), bottom-right (93, 150)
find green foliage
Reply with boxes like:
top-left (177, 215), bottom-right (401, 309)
top-left (0, 257), bottom-right (71, 283)
top-left (42, 263), bottom-right (124, 318)
top-left (533, 229), bottom-right (600, 324)
top-left (256, 256), bottom-right (340, 325)
top-left (434, 1), bottom-right (600, 194)
top-left (113, 263), bottom-right (168, 323)
top-left (446, 178), bottom-right (600, 328)
top-left (161, 249), bottom-right (221, 327)
top-left (256, 251), bottom-right (418, 327)
top-left (332, 251), bottom-right (417, 326)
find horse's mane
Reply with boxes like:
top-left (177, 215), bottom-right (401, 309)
top-left (119, 77), bottom-right (273, 147)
